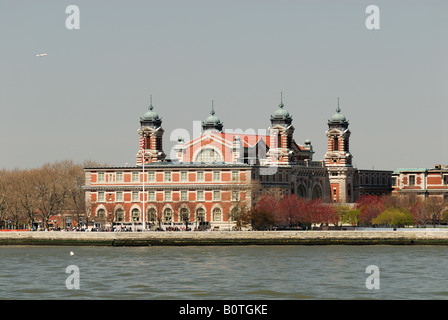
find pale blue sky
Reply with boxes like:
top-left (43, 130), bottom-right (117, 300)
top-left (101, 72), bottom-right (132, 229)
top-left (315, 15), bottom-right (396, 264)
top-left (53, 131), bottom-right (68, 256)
top-left (0, 0), bottom-right (447, 170)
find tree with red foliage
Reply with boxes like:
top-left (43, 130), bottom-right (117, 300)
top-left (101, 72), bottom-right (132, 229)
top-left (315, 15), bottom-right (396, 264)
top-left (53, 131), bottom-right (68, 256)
top-left (355, 195), bottom-right (385, 226)
top-left (276, 194), bottom-right (306, 229)
top-left (410, 200), bottom-right (428, 226)
top-left (254, 192), bottom-right (278, 215)
top-left (307, 198), bottom-right (339, 227)
top-left (248, 192), bottom-right (278, 230)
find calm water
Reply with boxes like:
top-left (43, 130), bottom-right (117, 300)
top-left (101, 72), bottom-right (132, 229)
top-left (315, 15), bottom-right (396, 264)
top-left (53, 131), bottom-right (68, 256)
top-left (1, 245), bottom-right (448, 300)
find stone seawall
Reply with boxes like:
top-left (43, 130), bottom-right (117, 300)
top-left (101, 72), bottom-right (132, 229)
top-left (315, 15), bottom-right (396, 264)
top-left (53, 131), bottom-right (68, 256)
top-left (2, 230), bottom-right (448, 246)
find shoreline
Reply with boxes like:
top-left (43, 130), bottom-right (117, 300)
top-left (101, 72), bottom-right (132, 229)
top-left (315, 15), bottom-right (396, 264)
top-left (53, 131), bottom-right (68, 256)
top-left (2, 230), bottom-right (448, 246)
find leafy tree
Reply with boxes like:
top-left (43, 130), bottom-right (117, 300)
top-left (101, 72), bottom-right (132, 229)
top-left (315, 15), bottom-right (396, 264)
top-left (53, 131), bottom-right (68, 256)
top-left (276, 194), bottom-right (304, 229)
top-left (307, 199), bottom-right (338, 227)
top-left (337, 206), bottom-right (360, 226)
top-left (372, 208), bottom-right (413, 227)
top-left (248, 193), bottom-right (278, 230)
top-left (356, 195), bottom-right (385, 226)
top-left (247, 207), bottom-right (276, 230)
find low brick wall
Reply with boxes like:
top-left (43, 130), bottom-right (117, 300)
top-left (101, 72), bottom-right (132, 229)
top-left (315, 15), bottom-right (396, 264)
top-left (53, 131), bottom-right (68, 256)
top-left (2, 230), bottom-right (448, 246)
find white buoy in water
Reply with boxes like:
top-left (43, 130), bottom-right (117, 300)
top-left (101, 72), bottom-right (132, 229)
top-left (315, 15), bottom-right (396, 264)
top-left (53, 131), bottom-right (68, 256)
top-left (70, 251), bottom-right (74, 256)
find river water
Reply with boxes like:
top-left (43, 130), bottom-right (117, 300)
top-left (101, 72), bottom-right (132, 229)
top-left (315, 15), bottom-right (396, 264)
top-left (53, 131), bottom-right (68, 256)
top-left (1, 245), bottom-right (448, 300)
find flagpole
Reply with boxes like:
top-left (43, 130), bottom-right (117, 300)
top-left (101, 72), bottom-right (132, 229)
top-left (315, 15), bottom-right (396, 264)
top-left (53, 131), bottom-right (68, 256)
top-left (142, 132), bottom-right (146, 231)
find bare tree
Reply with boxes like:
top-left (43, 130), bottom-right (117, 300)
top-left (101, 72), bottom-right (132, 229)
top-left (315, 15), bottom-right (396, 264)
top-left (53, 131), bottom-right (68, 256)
top-left (228, 185), bottom-right (250, 231)
top-left (10, 169), bottom-right (38, 229)
top-left (0, 170), bottom-right (9, 229)
top-left (33, 161), bottom-right (76, 229)
top-left (426, 197), bottom-right (446, 227)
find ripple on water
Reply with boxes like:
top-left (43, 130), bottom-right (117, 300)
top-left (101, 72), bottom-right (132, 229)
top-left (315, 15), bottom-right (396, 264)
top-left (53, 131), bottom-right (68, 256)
top-left (245, 289), bottom-right (314, 300)
top-left (2, 245), bottom-right (448, 299)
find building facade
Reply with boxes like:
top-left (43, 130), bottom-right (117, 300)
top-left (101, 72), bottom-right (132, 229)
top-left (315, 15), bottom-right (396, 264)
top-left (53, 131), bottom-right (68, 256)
top-left (83, 97), bottom-right (393, 230)
top-left (392, 165), bottom-right (448, 200)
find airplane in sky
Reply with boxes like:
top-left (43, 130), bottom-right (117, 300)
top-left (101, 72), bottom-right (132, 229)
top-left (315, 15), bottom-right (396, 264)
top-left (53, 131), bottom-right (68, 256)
top-left (35, 53), bottom-right (47, 57)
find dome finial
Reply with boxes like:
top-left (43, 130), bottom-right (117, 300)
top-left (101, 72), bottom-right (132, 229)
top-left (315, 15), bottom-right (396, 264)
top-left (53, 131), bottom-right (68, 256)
top-left (279, 91), bottom-right (284, 108)
top-left (149, 93), bottom-right (154, 110)
top-left (210, 100), bottom-right (215, 115)
top-left (336, 97), bottom-right (341, 113)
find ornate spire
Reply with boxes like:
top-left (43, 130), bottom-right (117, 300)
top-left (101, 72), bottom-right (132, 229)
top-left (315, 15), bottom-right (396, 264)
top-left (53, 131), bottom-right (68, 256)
top-left (271, 91), bottom-right (292, 126)
top-left (210, 100), bottom-right (215, 115)
top-left (202, 99), bottom-right (223, 132)
top-left (279, 91), bottom-right (284, 108)
top-left (328, 97), bottom-right (348, 127)
top-left (140, 92), bottom-right (161, 128)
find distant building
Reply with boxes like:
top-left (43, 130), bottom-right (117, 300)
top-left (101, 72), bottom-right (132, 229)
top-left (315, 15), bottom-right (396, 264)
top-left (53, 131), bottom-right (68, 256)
top-left (392, 165), bottom-right (448, 200)
top-left (83, 96), bottom-right (393, 230)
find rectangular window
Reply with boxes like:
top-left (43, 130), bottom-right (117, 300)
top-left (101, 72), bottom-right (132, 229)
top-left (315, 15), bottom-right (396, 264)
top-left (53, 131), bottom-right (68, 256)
top-left (132, 172), bottom-right (139, 182)
top-left (148, 190), bottom-right (155, 201)
top-left (333, 137), bottom-right (339, 151)
top-left (197, 171), bottom-right (204, 182)
top-left (409, 175), bottom-right (415, 186)
top-left (197, 190), bottom-right (204, 201)
top-left (181, 190), bottom-right (188, 201)
top-left (132, 191), bottom-right (139, 202)
top-left (165, 171), bottom-right (172, 182)
top-left (116, 191), bottom-right (123, 202)
top-left (232, 191), bottom-right (239, 201)
top-left (213, 190), bottom-right (221, 201)
top-left (98, 172), bottom-right (105, 182)
top-left (232, 170), bottom-right (239, 182)
top-left (148, 171), bottom-right (155, 182)
top-left (116, 172), bottom-right (123, 182)
top-left (444, 176), bottom-right (448, 185)
top-left (213, 171), bottom-right (220, 182)
top-left (108, 173), bottom-right (114, 183)
top-left (98, 191), bottom-right (105, 202)
top-left (181, 171), bottom-right (187, 182)
top-left (391, 177), bottom-right (397, 186)
top-left (165, 190), bottom-right (172, 201)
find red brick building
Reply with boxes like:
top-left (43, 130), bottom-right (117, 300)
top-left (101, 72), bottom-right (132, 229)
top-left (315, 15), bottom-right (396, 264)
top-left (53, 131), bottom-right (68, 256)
top-left (392, 165), bottom-right (448, 200)
top-left (83, 96), bottom-right (392, 230)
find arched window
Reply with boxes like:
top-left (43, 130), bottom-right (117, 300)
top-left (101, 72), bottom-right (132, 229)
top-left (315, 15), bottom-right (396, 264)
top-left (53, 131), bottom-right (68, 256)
top-left (97, 208), bottom-right (106, 219)
top-left (195, 148), bottom-right (222, 163)
top-left (312, 185), bottom-right (322, 200)
top-left (230, 207), bottom-right (240, 221)
top-left (148, 208), bottom-right (156, 222)
top-left (115, 208), bottom-right (124, 222)
top-left (297, 185), bottom-right (307, 198)
top-left (180, 208), bottom-right (189, 222)
top-left (213, 208), bottom-right (222, 221)
top-left (131, 208), bottom-right (140, 222)
top-left (163, 208), bottom-right (172, 223)
top-left (196, 208), bottom-right (205, 222)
